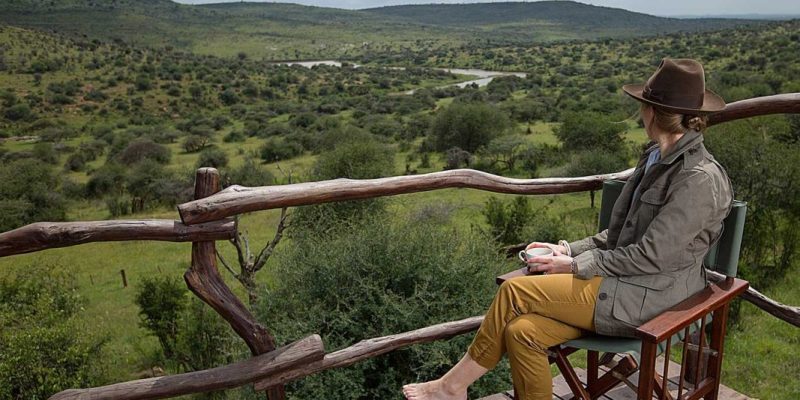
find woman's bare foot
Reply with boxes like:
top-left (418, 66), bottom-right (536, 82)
top-left (402, 379), bottom-right (467, 400)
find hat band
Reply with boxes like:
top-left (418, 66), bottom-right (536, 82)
top-left (643, 85), bottom-right (705, 110)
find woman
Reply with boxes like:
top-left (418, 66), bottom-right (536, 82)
top-left (402, 58), bottom-right (733, 400)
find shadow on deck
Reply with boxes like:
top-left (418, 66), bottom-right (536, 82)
top-left (479, 356), bottom-right (752, 400)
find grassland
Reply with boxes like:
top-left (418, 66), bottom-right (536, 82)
top-left (0, 0), bottom-right (765, 60)
top-left (0, 8), bottom-right (798, 398)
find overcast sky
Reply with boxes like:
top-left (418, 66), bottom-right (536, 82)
top-left (174, 0), bottom-right (800, 17)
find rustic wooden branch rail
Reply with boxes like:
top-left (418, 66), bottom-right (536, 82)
top-left (707, 93), bottom-right (800, 126)
top-left (0, 219), bottom-right (235, 257)
top-left (707, 269), bottom-right (800, 328)
top-left (253, 316), bottom-right (484, 390)
top-left (48, 334), bottom-right (324, 400)
top-left (184, 168), bottom-right (285, 400)
top-left (177, 168), bottom-right (637, 225)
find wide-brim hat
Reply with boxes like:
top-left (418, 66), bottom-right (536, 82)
top-left (622, 58), bottom-right (726, 114)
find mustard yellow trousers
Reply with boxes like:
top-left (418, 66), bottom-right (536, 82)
top-left (468, 274), bottom-right (603, 400)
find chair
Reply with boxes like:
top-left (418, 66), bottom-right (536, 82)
top-left (497, 180), bottom-right (750, 399)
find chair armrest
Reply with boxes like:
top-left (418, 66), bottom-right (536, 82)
top-left (635, 277), bottom-right (749, 343)
top-left (496, 266), bottom-right (531, 285)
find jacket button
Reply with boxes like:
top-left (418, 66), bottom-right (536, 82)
top-left (599, 293), bottom-right (608, 300)
top-left (625, 220), bottom-right (633, 227)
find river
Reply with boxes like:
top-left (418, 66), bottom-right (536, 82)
top-left (279, 61), bottom-right (527, 91)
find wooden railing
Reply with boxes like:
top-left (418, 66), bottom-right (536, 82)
top-left (0, 93), bottom-right (797, 400)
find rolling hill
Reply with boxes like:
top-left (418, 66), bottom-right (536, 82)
top-left (0, 1), bottom-right (765, 60)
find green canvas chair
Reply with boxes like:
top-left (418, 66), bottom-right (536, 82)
top-left (497, 180), bottom-right (749, 399)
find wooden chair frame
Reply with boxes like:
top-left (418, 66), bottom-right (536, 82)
top-left (497, 269), bottom-right (748, 400)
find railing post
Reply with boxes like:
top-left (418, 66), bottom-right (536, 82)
top-left (185, 168), bottom-right (286, 400)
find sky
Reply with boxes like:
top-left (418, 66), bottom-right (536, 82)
top-left (174, 0), bottom-right (800, 17)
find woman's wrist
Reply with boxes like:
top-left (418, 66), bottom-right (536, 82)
top-left (558, 240), bottom-right (572, 257)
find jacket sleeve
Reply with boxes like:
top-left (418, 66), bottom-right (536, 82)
top-left (568, 229), bottom-right (608, 255)
top-left (573, 170), bottom-right (729, 279)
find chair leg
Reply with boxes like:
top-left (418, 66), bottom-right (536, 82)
top-left (653, 372), bottom-right (674, 400)
top-left (637, 342), bottom-right (658, 399)
top-left (588, 350), bottom-right (599, 387)
top-left (553, 348), bottom-right (592, 400)
top-left (585, 354), bottom-right (638, 399)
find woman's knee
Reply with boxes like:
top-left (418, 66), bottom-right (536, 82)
top-left (504, 317), bottom-right (547, 354)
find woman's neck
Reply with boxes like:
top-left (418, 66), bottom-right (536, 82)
top-left (653, 129), bottom-right (684, 157)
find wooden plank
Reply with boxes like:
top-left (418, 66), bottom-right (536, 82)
top-left (477, 390), bottom-right (514, 400)
top-left (48, 335), bottom-right (324, 400)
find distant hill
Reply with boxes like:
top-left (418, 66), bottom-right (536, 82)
top-left (364, 1), bottom-right (757, 39)
top-left (0, 0), bottom-right (764, 60)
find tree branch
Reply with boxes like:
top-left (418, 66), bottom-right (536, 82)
top-left (215, 248), bottom-right (239, 280)
top-left (254, 207), bottom-right (289, 272)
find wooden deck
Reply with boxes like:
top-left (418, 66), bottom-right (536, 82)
top-left (479, 356), bottom-right (752, 400)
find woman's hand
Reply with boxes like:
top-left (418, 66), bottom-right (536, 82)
top-left (527, 251), bottom-right (574, 275)
top-left (526, 241), bottom-right (567, 255)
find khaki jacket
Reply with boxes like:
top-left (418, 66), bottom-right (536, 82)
top-left (569, 130), bottom-right (733, 337)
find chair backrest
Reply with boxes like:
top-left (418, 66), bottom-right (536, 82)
top-left (597, 180), bottom-right (747, 277)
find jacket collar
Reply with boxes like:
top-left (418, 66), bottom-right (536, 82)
top-left (653, 130), bottom-right (704, 166)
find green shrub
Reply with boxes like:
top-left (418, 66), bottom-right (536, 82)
top-left (258, 216), bottom-right (513, 399)
top-left (0, 265), bottom-right (107, 399)
top-left (555, 111), bottom-right (626, 153)
top-left (430, 102), bottom-right (510, 153)
top-left (259, 137), bottom-right (304, 163)
top-left (483, 196), bottom-right (532, 245)
top-left (134, 276), bottom-right (186, 359)
top-left (116, 138), bottom-right (172, 165)
top-left (223, 157), bottom-right (274, 187)
top-left (196, 148), bottom-right (229, 169)
top-left (4, 103), bottom-right (33, 121)
top-left (0, 158), bottom-right (66, 231)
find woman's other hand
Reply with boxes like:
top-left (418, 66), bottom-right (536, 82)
top-left (527, 253), bottom-right (574, 274)
top-left (526, 241), bottom-right (567, 255)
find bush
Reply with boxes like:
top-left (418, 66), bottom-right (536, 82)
top-left (431, 103), bottom-right (510, 153)
top-left (105, 194), bottom-right (132, 217)
top-left (134, 276), bottom-right (186, 359)
top-left (258, 216), bottom-right (513, 399)
top-left (182, 135), bottom-right (211, 153)
top-left (0, 265), bottom-right (107, 399)
top-left (135, 277), bottom-right (241, 380)
top-left (65, 153), bottom-right (87, 171)
top-left (562, 150), bottom-right (629, 177)
top-left (86, 163), bottom-right (128, 198)
top-left (555, 111), bottom-right (626, 153)
top-left (223, 130), bottom-right (246, 143)
top-left (259, 137), bottom-right (304, 163)
top-left (0, 159), bottom-right (66, 231)
top-left (483, 196), bottom-right (532, 245)
top-left (223, 157), bottom-right (274, 187)
top-left (196, 148), bottom-right (229, 169)
top-left (116, 138), bottom-right (172, 165)
top-left (4, 103), bottom-right (33, 121)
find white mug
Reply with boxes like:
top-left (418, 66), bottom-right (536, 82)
top-left (518, 247), bottom-right (554, 269)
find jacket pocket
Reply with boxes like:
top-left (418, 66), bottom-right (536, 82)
top-left (612, 275), bottom-right (676, 325)
top-left (637, 185), bottom-right (668, 230)
top-left (640, 185), bottom-right (668, 206)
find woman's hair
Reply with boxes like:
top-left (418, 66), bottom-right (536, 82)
top-left (641, 103), bottom-right (708, 133)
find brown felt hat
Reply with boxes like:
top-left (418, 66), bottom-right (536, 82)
top-left (623, 58), bottom-right (725, 114)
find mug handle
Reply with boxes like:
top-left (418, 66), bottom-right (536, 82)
top-left (518, 250), bottom-right (527, 263)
